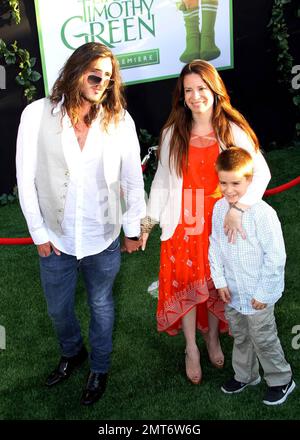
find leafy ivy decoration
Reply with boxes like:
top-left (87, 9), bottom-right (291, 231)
top-left (0, 0), bottom-right (41, 102)
top-left (9, 0), bottom-right (20, 24)
top-left (0, 185), bottom-right (18, 207)
top-left (269, 0), bottom-right (300, 138)
top-left (0, 0), bottom-right (20, 25)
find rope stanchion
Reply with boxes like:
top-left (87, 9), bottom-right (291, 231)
top-left (264, 176), bottom-right (300, 197)
top-left (0, 174), bottom-right (299, 246)
top-left (141, 145), bottom-right (158, 173)
top-left (0, 237), bottom-right (33, 245)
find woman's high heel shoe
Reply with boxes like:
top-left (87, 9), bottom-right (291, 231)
top-left (185, 350), bottom-right (202, 384)
top-left (205, 340), bottom-right (224, 369)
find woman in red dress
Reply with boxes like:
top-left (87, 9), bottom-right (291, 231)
top-left (141, 60), bottom-right (271, 384)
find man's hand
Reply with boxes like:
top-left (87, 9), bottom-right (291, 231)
top-left (217, 286), bottom-right (231, 303)
top-left (121, 237), bottom-right (142, 254)
top-left (251, 298), bottom-right (267, 310)
top-left (37, 241), bottom-right (61, 257)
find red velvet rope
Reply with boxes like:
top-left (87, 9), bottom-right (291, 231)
top-left (263, 176), bottom-right (300, 196)
top-left (0, 176), bottom-right (299, 246)
top-left (0, 237), bottom-right (33, 245)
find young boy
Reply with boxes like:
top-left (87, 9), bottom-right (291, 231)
top-left (209, 147), bottom-right (295, 406)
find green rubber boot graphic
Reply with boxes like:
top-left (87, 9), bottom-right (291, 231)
top-left (200, 0), bottom-right (221, 61)
top-left (180, 7), bottom-right (201, 63)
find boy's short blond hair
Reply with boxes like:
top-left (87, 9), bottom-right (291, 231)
top-left (216, 147), bottom-right (254, 178)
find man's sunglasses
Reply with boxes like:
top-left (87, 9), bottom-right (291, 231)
top-left (87, 74), bottom-right (114, 89)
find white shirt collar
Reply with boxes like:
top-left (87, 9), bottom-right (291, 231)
top-left (52, 96), bottom-right (64, 114)
top-left (51, 95), bottom-right (103, 118)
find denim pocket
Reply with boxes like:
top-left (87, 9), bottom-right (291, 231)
top-left (105, 238), bottom-right (120, 252)
top-left (39, 250), bottom-right (54, 258)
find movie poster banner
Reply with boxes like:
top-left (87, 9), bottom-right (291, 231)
top-left (34, 0), bottom-right (233, 94)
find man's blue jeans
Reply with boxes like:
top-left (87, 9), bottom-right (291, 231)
top-left (39, 237), bottom-right (121, 373)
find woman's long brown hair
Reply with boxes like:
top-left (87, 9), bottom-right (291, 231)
top-left (160, 60), bottom-right (259, 176)
top-left (50, 42), bottom-right (126, 130)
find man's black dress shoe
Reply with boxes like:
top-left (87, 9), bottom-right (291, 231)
top-left (80, 371), bottom-right (108, 405)
top-left (45, 346), bottom-right (88, 387)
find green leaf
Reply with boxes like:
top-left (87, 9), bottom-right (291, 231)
top-left (0, 39), bottom-right (7, 51)
top-left (13, 185), bottom-right (18, 197)
top-left (29, 70), bottom-right (41, 82)
top-left (17, 48), bottom-right (25, 58)
top-left (0, 194), bottom-right (8, 205)
top-left (7, 194), bottom-right (15, 202)
top-left (30, 57), bottom-right (36, 67)
top-left (4, 52), bottom-right (16, 64)
top-left (15, 75), bottom-right (25, 85)
top-left (24, 85), bottom-right (36, 102)
top-left (11, 40), bottom-right (18, 52)
top-left (292, 95), bottom-right (300, 105)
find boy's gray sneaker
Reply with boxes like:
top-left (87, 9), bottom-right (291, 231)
top-left (221, 376), bottom-right (261, 394)
top-left (263, 379), bottom-right (296, 406)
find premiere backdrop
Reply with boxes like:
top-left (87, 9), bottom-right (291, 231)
top-left (34, 0), bottom-right (233, 94)
top-left (0, 0), bottom-right (299, 194)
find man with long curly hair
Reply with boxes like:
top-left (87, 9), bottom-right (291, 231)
top-left (16, 43), bottom-right (145, 406)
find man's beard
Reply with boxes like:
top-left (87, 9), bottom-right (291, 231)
top-left (81, 92), bottom-right (103, 105)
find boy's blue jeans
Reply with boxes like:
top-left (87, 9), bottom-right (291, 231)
top-left (39, 237), bottom-right (121, 373)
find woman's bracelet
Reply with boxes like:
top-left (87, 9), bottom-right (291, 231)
top-left (140, 216), bottom-right (157, 234)
top-left (230, 203), bottom-right (245, 214)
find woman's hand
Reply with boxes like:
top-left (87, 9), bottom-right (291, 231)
top-left (141, 232), bottom-right (149, 251)
top-left (224, 207), bottom-right (246, 244)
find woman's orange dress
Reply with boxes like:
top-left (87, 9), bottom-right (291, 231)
top-left (157, 133), bottom-right (228, 335)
